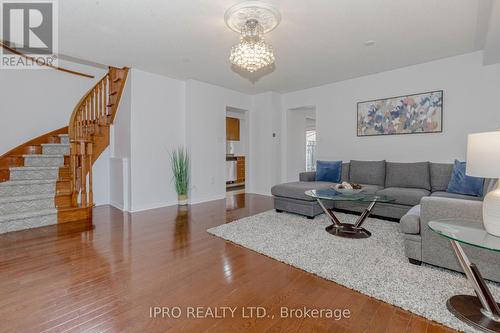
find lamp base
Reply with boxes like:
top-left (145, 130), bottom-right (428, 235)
top-left (483, 187), bottom-right (500, 237)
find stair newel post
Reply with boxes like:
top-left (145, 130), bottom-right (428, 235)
top-left (79, 141), bottom-right (87, 207)
top-left (106, 74), bottom-right (110, 120)
top-left (87, 142), bottom-right (93, 207)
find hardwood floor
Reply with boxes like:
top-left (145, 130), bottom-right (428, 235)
top-left (0, 194), bottom-right (457, 333)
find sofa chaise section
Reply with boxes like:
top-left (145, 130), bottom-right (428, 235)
top-left (401, 196), bottom-right (500, 282)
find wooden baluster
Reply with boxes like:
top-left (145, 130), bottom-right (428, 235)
top-left (80, 142), bottom-right (87, 207)
top-left (106, 75), bottom-right (110, 121)
top-left (77, 112), bottom-right (80, 140)
top-left (92, 89), bottom-right (96, 135)
top-left (98, 81), bottom-right (103, 127)
top-left (101, 79), bottom-right (105, 125)
top-left (85, 100), bottom-right (89, 140)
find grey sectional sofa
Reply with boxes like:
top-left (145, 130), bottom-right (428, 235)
top-left (271, 160), bottom-right (500, 282)
top-left (272, 160), bottom-right (484, 220)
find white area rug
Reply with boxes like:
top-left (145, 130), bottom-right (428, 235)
top-left (207, 211), bottom-right (500, 333)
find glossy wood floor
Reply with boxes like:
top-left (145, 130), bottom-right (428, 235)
top-left (0, 194), bottom-right (457, 333)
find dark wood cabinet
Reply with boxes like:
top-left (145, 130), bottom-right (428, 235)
top-left (226, 117), bottom-right (240, 141)
top-left (236, 156), bottom-right (245, 183)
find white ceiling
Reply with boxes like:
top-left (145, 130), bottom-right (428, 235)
top-left (59, 0), bottom-right (494, 94)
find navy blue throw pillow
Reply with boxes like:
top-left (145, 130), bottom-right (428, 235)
top-left (315, 160), bottom-right (342, 183)
top-left (446, 160), bottom-right (484, 197)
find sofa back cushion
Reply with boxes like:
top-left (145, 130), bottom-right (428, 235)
top-left (447, 160), bottom-right (484, 197)
top-left (349, 160), bottom-right (386, 186)
top-left (385, 162), bottom-right (430, 190)
top-left (429, 163), bottom-right (453, 192)
top-left (315, 160), bottom-right (342, 183)
top-left (341, 163), bottom-right (350, 182)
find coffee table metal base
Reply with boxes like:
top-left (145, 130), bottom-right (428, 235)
top-left (325, 224), bottom-right (371, 239)
top-left (447, 239), bottom-right (500, 332)
top-left (317, 198), bottom-right (377, 239)
top-left (447, 295), bottom-right (500, 333)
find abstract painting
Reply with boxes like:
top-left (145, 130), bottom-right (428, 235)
top-left (357, 91), bottom-right (443, 136)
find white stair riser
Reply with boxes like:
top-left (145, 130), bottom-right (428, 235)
top-left (42, 145), bottom-right (70, 155)
top-left (0, 183), bottom-right (56, 197)
top-left (24, 156), bottom-right (64, 167)
top-left (10, 169), bottom-right (59, 181)
top-left (0, 213), bottom-right (57, 234)
top-left (0, 198), bottom-right (54, 215)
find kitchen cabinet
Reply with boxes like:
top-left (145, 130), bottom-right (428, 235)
top-left (236, 156), bottom-right (245, 183)
top-left (226, 117), bottom-right (240, 141)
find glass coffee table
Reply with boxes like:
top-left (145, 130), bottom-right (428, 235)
top-left (305, 188), bottom-right (395, 239)
top-left (429, 219), bottom-right (500, 333)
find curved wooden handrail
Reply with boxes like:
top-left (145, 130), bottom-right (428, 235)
top-left (68, 66), bottom-right (129, 207)
top-left (0, 40), bottom-right (95, 79)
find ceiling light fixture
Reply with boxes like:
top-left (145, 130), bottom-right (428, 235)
top-left (225, 1), bottom-right (281, 73)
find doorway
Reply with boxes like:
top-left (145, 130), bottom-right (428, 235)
top-left (225, 107), bottom-right (249, 196)
top-left (286, 106), bottom-right (317, 181)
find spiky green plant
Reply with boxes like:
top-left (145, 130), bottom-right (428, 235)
top-left (170, 147), bottom-right (190, 196)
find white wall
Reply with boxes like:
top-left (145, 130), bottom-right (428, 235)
top-left (283, 52), bottom-right (500, 172)
top-left (110, 73), bottom-right (132, 210)
top-left (286, 108), bottom-right (316, 182)
top-left (248, 92), bottom-right (283, 195)
top-left (128, 69), bottom-right (186, 212)
top-left (93, 147), bottom-right (110, 205)
top-left (185, 80), bottom-right (252, 204)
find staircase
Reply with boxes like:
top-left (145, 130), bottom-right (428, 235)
top-left (0, 66), bottom-right (129, 234)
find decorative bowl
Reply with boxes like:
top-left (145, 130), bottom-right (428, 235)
top-left (334, 188), bottom-right (364, 195)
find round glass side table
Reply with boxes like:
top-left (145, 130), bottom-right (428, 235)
top-left (429, 219), bottom-right (500, 333)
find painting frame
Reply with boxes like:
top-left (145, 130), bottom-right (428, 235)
top-left (356, 90), bottom-right (444, 137)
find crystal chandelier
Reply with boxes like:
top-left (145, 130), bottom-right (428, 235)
top-left (229, 19), bottom-right (275, 73)
top-left (225, 1), bottom-right (281, 73)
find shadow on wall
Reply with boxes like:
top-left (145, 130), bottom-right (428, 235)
top-left (231, 63), bottom-right (276, 83)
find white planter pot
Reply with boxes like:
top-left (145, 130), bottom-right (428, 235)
top-left (178, 194), bottom-right (188, 206)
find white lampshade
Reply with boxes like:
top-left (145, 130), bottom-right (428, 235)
top-left (466, 131), bottom-right (500, 178)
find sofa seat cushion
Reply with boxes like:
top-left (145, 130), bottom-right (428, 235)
top-left (271, 181), bottom-right (334, 201)
top-left (385, 162), bottom-right (430, 190)
top-left (376, 187), bottom-right (430, 206)
top-left (349, 160), bottom-right (386, 186)
top-left (431, 191), bottom-right (482, 201)
top-left (400, 205), bottom-right (421, 234)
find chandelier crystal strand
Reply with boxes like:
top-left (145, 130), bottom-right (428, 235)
top-left (229, 19), bottom-right (275, 73)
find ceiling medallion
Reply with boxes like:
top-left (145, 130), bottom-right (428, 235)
top-left (225, 1), bottom-right (281, 73)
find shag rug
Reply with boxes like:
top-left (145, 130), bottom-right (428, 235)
top-left (207, 211), bottom-right (500, 333)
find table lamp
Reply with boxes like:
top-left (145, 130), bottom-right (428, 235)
top-left (467, 131), bottom-right (500, 237)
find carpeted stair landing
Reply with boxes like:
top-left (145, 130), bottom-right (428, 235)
top-left (0, 134), bottom-right (69, 234)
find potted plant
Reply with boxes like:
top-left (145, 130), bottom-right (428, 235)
top-left (170, 147), bottom-right (190, 205)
